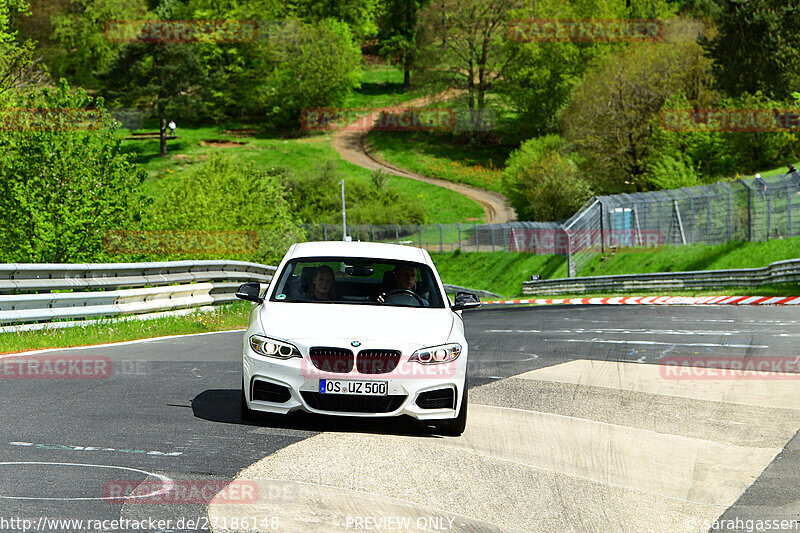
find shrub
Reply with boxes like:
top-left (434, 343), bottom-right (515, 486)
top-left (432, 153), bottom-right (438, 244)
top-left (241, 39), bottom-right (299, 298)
top-left (0, 81), bottom-right (146, 262)
top-left (502, 136), bottom-right (593, 221)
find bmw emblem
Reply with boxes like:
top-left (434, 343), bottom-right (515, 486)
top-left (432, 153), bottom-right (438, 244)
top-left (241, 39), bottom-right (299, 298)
top-left (351, 340), bottom-right (361, 347)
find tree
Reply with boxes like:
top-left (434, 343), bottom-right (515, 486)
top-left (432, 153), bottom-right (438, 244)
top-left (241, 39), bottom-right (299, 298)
top-left (563, 38), bottom-right (715, 193)
top-left (287, 0), bottom-right (380, 41)
top-left (701, 0), bottom-right (800, 100)
top-left (378, 0), bottom-right (427, 89)
top-left (48, 0), bottom-right (148, 88)
top-left (260, 18), bottom-right (362, 129)
top-left (98, 42), bottom-right (206, 155)
top-left (502, 135), bottom-right (592, 221)
top-left (0, 0), bottom-right (39, 97)
top-left (0, 81), bottom-right (146, 262)
top-left (415, 0), bottom-right (519, 134)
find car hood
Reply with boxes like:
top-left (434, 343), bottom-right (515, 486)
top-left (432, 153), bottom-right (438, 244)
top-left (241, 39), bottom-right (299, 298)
top-left (258, 302), bottom-right (455, 348)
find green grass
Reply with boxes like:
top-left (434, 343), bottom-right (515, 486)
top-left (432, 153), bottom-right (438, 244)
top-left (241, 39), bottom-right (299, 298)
top-left (368, 131), bottom-right (507, 193)
top-left (431, 251), bottom-right (567, 297)
top-left (431, 236), bottom-right (800, 297)
top-left (485, 283), bottom-right (800, 303)
top-left (342, 66), bottom-right (431, 109)
top-left (577, 236), bottom-right (800, 277)
top-left (755, 160), bottom-right (800, 178)
top-left (0, 303), bottom-right (253, 355)
top-left (120, 125), bottom-right (485, 223)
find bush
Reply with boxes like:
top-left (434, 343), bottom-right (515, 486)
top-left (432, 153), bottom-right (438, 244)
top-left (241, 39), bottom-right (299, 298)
top-left (502, 136), bottom-right (593, 221)
top-left (646, 92), bottom-right (797, 185)
top-left (261, 18), bottom-right (362, 129)
top-left (0, 81), bottom-right (146, 262)
top-left (144, 154), bottom-right (304, 264)
top-left (284, 162), bottom-right (427, 225)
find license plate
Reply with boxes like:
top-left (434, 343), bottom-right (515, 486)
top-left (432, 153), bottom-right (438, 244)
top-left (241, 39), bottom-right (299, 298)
top-left (319, 379), bottom-right (388, 396)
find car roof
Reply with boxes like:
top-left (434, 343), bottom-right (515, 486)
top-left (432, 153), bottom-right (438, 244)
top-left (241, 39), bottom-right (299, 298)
top-left (286, 241), bottom-right (430, 264)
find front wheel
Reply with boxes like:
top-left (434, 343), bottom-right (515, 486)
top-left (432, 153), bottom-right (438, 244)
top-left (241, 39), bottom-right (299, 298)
top-left (436, 376), bottom-right (468, 436)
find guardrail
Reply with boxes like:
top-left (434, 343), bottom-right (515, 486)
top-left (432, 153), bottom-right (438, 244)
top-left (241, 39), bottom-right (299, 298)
top-left (442, 284), bottom-right (500, 299)
top-left (523, 258), bottom-right (800, 296)
top-left (0, 261), bottom-right (276, 326)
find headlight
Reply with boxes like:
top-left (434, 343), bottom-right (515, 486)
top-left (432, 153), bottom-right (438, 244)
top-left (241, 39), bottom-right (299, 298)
top-left (409, 343), bottom-right (461, 364)
top-left (249, 335), bottom-right (301, 359)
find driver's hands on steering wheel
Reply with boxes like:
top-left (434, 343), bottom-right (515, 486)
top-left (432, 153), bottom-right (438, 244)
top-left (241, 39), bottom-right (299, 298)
top-left (377, 289), bottom-right (425, 306)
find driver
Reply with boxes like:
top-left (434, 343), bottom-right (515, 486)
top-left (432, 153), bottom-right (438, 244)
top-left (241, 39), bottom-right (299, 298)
top-left (377, 264), bottom-right (429, 306)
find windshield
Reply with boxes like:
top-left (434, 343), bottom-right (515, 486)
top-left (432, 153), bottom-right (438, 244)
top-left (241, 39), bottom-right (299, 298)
top-left (269, 257), bottom-right (445, 308)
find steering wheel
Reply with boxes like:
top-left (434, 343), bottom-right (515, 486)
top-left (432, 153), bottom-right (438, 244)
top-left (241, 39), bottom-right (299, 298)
top-left (382, 289), bottom-right (425, 307)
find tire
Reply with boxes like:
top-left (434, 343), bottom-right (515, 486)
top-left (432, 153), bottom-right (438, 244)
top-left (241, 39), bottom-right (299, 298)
top-left (436, 376), bottom-right (468, 436)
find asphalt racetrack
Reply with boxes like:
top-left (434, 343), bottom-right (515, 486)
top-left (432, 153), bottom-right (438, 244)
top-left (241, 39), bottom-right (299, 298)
top-left (1, 305), bottom-right (799, 533)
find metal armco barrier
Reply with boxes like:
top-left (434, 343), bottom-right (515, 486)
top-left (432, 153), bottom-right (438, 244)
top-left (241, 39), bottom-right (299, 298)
top-left (523, 258), bottom-right (800, 296)
top-left (0, 261), bottom-right (276, 325)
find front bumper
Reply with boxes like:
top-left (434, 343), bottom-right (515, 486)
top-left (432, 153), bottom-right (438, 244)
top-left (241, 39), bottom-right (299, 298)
top-left (242, 342), bottom-right (466, 419)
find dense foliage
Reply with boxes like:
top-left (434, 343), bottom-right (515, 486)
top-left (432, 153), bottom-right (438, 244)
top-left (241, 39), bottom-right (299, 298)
top-left (1, 0), bottom-right (798, 236)
top-left (0, 81), bottom-right (146, 262)
top-left (145, 155), bottom-right (304, 264)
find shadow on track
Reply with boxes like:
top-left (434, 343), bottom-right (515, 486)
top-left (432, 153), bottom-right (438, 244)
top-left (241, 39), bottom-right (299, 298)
top-left (191, 389), bottom-right (445, 438)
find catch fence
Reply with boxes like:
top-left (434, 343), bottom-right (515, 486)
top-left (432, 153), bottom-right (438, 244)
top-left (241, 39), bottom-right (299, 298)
top-left (302, 170), bottom-right (800, 277)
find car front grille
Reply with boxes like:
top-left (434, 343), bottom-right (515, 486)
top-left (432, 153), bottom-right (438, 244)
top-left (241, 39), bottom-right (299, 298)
top-left (309, 347), bottom-right (353, 373)
top-left (300, 392), bottom-right (406, 413)
top-left (356, 350), bottom-right (402, 374)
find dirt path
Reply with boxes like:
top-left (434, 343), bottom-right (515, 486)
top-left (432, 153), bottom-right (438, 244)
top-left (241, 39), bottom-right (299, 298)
top-left (331, 94), bottom-right (516, 224)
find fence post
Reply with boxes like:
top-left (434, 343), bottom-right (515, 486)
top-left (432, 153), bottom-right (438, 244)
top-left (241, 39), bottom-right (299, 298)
top-left (437, 224), bottom-right (443, 252)
top-left (766, 188), bottom-right (772, 239)
top-left (371, 225), bottom-right (376, 242)
top-left (490, 226), bottom-right (495, 251)
top-left (394, 224), bottom-right (399, 244)
top-left (418, 225), bottom-right (422, 248)
top-left (788, 186), bottom-right (793, 237)
top-left (737, 179), bottom-right (753, 241)
top-left (599, 199), bottom-right (605, 253)
top-left (456, 223), bottom-right (461, 250)
top-left (475, 225), bottom-right (479, 251)
top-left (323, 224), bottom-right (328, 241)
top-left (565, 229), bottom-right (575, 277)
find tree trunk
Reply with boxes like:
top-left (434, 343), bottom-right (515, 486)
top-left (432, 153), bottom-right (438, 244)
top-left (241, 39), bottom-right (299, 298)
top-left (403, 65), bottom-right (411, 89)
top-left (159, 117), bottom-right (167, 156)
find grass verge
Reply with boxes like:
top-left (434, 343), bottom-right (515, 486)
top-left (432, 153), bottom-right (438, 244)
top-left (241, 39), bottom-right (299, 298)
top-left (0, 302), bottom-right (253, 355)
top-left (367, 131), bottom-right (508, 193)
top-left (121, 125), bottom-right (485, 224)
top-left (431, 236), bottom-right (800, 298)
top-left (501, 283), bottom-right (800, 302)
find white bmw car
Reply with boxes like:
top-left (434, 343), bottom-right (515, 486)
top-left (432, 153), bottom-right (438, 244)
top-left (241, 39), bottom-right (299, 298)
top-left (235, 241), bottom-right (480, 435)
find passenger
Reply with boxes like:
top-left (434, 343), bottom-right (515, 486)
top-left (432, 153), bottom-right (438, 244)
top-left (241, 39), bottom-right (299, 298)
top-left (377, 264), bottom-right (428, 306)
top-left (310, 265), bottom-right (337, 301)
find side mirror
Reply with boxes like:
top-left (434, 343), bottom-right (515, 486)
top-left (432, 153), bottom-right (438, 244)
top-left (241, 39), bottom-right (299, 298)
top-left (235, 282), bottom-right (263, 304)
top-left (451, 291), bottom-right (480, 311)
